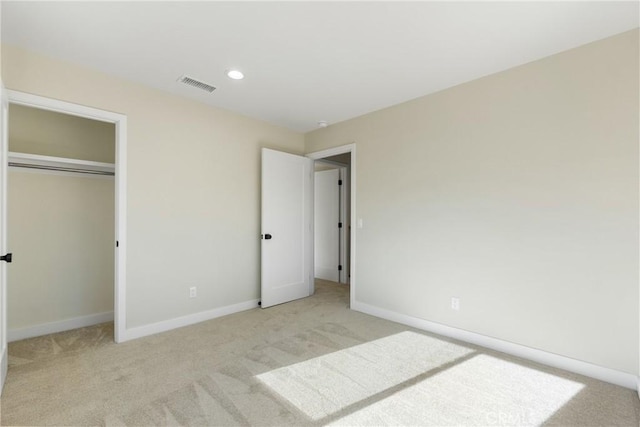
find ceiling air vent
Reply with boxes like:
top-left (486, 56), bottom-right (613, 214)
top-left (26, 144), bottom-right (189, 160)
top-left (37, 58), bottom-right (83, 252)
top-left (177, 75), bottom-right (216, 93)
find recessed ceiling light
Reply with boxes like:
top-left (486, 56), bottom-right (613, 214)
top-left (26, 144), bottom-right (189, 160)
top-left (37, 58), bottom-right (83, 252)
top-left (317, 120), bottom-right (329, 128)
top-left (226, 69), bottom-right (244, 80)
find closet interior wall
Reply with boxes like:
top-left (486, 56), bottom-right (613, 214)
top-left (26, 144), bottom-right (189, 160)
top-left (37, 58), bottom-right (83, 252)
top-left (7, 104), bottom-right (115, 341)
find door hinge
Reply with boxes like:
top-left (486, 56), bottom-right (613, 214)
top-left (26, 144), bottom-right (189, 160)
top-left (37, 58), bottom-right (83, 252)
top-left (338, 265), bottom-right (342, 271)
top-left (116, 241), bottom-right (119, 248)
top-left (338, 179), bottom-right (343, 185)
top-left (338, 222), bottom-right (343, 228)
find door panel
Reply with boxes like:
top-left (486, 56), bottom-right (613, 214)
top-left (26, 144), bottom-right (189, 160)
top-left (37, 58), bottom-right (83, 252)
top-left (261, 149), bottom-right (313, 308)
top-left (314, 169), bottom-right (340, 282)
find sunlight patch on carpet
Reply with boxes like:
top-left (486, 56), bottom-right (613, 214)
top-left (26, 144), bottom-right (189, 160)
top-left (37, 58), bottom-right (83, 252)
top-left (327, 354), bottom-right (585, 426)
top-left (256, 331), bottom-right (474, 420)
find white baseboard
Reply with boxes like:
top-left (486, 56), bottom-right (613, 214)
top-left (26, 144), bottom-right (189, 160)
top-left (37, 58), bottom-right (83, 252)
top-left (352, 301), bottom-right (638, 390)
top-left (8, 311), bottom-right (114, 342)
top-left (1, 344), bottom-right (7, 396)
top-left (122, 299), bottom-right (259, 342)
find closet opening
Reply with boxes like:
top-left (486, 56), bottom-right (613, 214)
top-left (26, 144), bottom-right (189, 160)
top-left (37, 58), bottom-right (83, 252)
top-left (3, 91), bottom-right (127, 345)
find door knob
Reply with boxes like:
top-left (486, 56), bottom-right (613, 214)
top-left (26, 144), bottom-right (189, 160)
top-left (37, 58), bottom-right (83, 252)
top-left (264, 234), bottom-right (272, 240)
top-left (1, 253), bottom-right (12, 263)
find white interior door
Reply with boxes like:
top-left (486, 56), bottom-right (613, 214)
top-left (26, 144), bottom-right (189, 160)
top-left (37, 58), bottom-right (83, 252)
top-left (0, 82), bottom-right (9, 393)
top-left (314, 168), bottom-right (340, 282)
top-left (261, 148), bottom-right (313, 308)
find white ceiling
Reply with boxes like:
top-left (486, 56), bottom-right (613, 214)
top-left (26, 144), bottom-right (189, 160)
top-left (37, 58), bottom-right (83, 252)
top-left (2, 1), bottom-right (638, 133)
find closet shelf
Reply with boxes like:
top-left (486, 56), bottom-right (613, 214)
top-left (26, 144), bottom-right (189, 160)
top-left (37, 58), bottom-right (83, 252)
top-left (8, 151), bottom-right (115, 175)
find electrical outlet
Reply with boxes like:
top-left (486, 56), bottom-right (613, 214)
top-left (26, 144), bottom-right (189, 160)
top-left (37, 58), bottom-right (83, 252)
top-left (189, 286), bottom-right (197, 298)
top-left (451, 297), bottom-right (460, 311)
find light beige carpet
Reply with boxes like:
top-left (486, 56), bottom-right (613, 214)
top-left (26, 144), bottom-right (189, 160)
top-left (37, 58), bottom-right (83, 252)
top-left (1, 280), bottom-right (638, 426)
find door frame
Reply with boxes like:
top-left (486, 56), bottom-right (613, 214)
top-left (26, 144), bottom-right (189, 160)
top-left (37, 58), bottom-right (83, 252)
top-left (1, 83), bottom-right (8, 393)
top-left (5, 90), bottom-right (128, 343)
top-left (307, 143), bottom-right (356, 307)
top-left (338, 165), bottom-right (349, 284)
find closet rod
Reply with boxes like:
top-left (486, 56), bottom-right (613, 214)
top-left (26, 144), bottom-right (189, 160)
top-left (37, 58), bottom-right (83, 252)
top-left (8, 162), bottom-right (115, 176)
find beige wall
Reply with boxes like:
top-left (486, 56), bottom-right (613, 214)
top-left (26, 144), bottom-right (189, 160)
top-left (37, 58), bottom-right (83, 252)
top-left (2, 44), bottom-right (304, 328)
top-left (8, 171), bottom-right (114, 329)
top-left (306, 30), bottom-right (639, 374)
top-left (315, 162), bottom-right (339, 172)
top-left (9, 104), bottom-right (115, 162)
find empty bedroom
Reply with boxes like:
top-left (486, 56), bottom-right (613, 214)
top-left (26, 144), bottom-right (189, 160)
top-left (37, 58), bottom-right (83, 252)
top-left (0, 2), bottom-right (638, 426)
